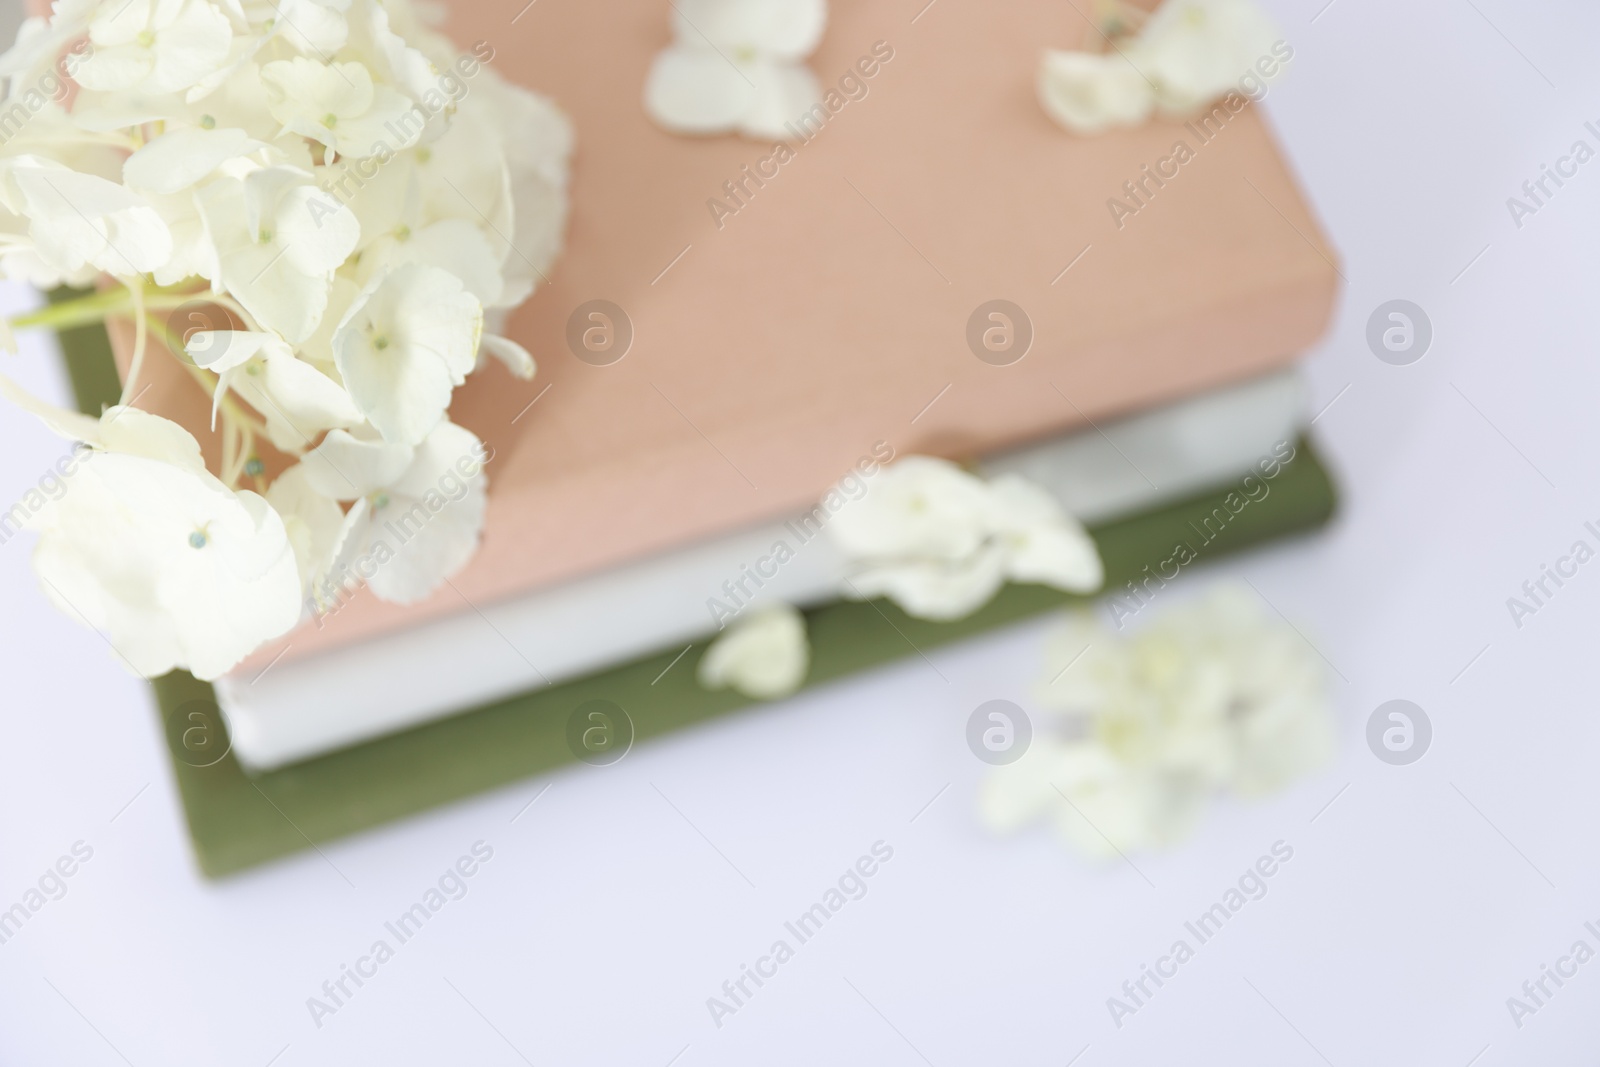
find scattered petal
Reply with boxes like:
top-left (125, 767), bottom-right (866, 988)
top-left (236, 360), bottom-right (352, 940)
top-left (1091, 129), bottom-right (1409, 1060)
top-left (698, 603), bottom-right (810, 699)
top-left (645, 0), bottom-right (826, 140)
top-left (1037, 49), bottom-right (1154, 135)
top-left (830, 456), bottom-right (1103, 620)
top-left (981, 585), bottom-right (1333, 859)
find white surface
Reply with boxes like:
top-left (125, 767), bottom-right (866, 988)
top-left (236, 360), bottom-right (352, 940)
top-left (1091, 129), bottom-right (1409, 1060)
top-left (223, 369), bottom-right (1305, 771)
top-left (3, 1), bottom-right (1600, 1064)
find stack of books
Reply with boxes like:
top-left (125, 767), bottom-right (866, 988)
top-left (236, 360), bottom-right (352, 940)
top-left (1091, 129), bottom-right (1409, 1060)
top-left (67, 0), bottom-right (1339, 875)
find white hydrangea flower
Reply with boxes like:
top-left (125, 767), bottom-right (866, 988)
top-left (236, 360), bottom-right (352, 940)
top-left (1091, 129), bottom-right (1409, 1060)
top-left (122, 128), bottom-right (264, 286)
top-left (197, 165), bottom-right (360, 342)
top-left (0, 155), bottom-right (173, 278)
top-left (340, 0), bottom-right (450, 141)
top-left (0, 376), bottom-right (301, 681)
top-left (829, 456), bottom-right (1102, 621)
top-left (74, 0), bottom-right (234, 97)
top-left (332, 263), bottom-right (482, 446)
top-left (338, 74), bottom-right (573, 312)
top-left (983, 741), bottom-right (1214, 860)
top-left (121, 127), bottom-right (262, 196)
top-left (354, 214), bottom-right (502, 308)
top-left (261, 56), bottom-right (421, 158)
top-left (186, 329), bottom-right (361, 452)
top-left (0, 14), bottom-right (95, 97)
top-left (698, 603), bottom-right (810, 699)
top-left (299, 421), bottom-right (488, 604)
top-left (1038, 0), bottom-right (1279, 134)
top-left (0, 0), bottom-right (571, 676)
top-left (1037, 50), bottom-right (1154, 135)
top-left (986, 474), bottom-right (1106, 592)
top-left (980, 585), bottom-right (1334, 859)
top-left (478, 76), bottom-right (574, 308)
top-left (297, 425), bottom-right (414, 500)
top-left (265, 460), bottom-right (346, 604)
top-left (268, 0), bottom-right (351, 61)
top-left (0, 103), bottom-right (127, 287)
top-left (644, 0), bottom-right (826, 140)
top-left (1134, 0), bottom-right (1279, 115)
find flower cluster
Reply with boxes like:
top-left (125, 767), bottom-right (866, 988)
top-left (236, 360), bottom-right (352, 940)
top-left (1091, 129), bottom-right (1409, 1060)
top-left (981, 585), bottom-right (1334, 859)
top-left (0, 0), bottom-right (572, 679)
top-left (644, 0), bottom-right (827, 140)
top-left (692, 456), bottom-right (1101, 702)
top-left (828, 456), bottom-right (1104, 621)
top-left (1038, 0), bottom-right (1280, 135)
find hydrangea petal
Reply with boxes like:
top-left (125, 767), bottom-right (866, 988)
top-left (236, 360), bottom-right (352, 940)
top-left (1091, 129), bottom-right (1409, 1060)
top-left (644, 45), bottom-right (755, 134)
top-left (738, 60), bottom-right (821, 140)
top-left (275, 183), bottom-right (360, 275)
top-left (325, 420), bottom-right (487, 604)
top-left (697, 603), bottom-right (810, 699)
top-left (1136, 0), bottom-right (1279, 114)
top-left (333, 263), bottom-right (481, 446)
top-left (123, 127), bottom-right (257, 195)
top-left (3, 157), bottom-right (173, 276)
top-left (300, 427), bottom-right (414, 500)
top-left (673, 0), bottom-right (826, 60)
top-left (1038, 49), bottom-right (1154, 135)
top-left (266, 461), bottom-right (346, 602)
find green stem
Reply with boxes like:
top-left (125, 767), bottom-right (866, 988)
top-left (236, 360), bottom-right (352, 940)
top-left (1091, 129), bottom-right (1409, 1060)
top-left (143, 310), bottom-right (268, 437)
top-left (9, 285), bottom-right (205, 332)
top-left (19, 285), bottom-right (277, 491)
top-left (12, 288), bottom-right (129, 331)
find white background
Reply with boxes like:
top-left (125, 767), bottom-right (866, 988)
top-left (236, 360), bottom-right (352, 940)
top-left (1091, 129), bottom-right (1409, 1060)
top-left (3, 0), bottom-right (1600, 1063)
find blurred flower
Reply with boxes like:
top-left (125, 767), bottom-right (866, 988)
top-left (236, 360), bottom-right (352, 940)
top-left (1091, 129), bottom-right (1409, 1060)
top-left (829, 456), bottom-right (1103, 621)
top-left (1038, 0), bottom-right (1280, 135)
top-left (265, 461), bottom-right (346, 604)
top-left (74, 0), bottom-right (234, 97)
top-left (698, 603), bottom-right (810, 699)
top-left (1134, 0), bottom-right (1279, 115)
top-left (644, 0), bottom-right (827, 140)
top-left (1037, 50), bottom-right (1153, 135)
top-left (0, 155), bottom-right (173, 278)
top-left (980, 584), bottom-right (1333, 859)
